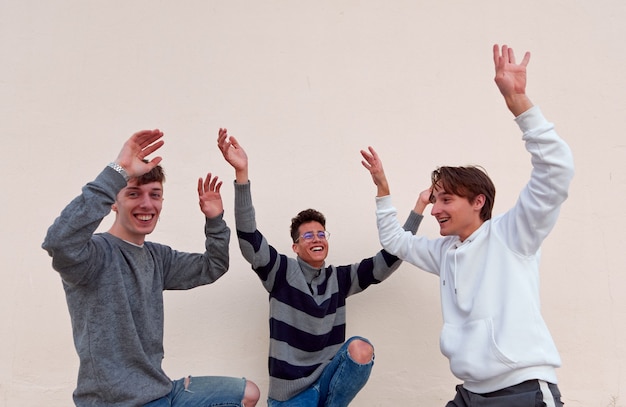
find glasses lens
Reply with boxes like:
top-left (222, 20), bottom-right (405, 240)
top-left (299, 231), bottom-right (330, 242)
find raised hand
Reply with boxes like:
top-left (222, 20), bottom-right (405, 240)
top-left (197, 173), bottom-right (224, 219)
top-left (414, 188), bottom-right (432, 215)
top-left (217, 128), bottom-right (248, 169)
top-left (217, 128), bottom-right (249, 183)
top-left (114, 129), bottom-right (164, 178)
top-left (360, 146), bottom-right (390, 197)
top-left (493, 44), bottom-right (533, 116)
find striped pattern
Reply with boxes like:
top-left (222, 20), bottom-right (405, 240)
top-left (234, 181), bottom-right (421, 401)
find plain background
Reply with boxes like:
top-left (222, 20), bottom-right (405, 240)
top-left (1, 1), bottom-right (625, 406)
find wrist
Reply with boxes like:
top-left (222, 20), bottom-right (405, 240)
top-left (376, 185), bottom-right (390, 197)
top-left (235, 168), bottom-right (249, 184)
top-left (108, 162), bottom-right (130, 182)
top-left (504, 94), bottom-right (533, 117)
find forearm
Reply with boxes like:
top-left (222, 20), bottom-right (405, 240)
top-left (504, 94), bottom-right (534, 118)
top-left (42, 167), bottom-right (124, 269)
top-left (376, 179), bottom-right (390, 197)
top-left (161, 216), bottom-right (230, 289)
top-left (403, 210), bottom-right (423, 234)
top-left (235, 167), bottom-right (249, 184)
top-left (233, 181), bottom-right (270, 266)
top-left (507, 106), bottom-right (575, 253)
top-left (203, 214), bottom-right (231, 280)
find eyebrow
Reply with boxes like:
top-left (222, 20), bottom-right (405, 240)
top-left (125, 186), bottom-right (163, 192)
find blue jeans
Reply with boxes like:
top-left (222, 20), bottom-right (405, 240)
top-left (144, 375), bottom-right (246, 407)
top-left (267, 336), bottom-right (374, 407)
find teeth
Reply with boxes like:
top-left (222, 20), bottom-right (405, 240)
top-left (137, 215), bottom-right (153, 221)
top-left (312, 247), bottom-right (323, 252)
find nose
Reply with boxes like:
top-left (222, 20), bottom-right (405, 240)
top-left (138, 193), bottom-right (152, 208)
top-left (430, 202), bottom-right (440, 217)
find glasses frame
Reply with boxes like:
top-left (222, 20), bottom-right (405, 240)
top-left (296, 230), bottom-right (331, 243)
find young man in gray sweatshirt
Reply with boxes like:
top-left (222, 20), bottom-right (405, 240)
top-left (42, 129), bottom-right (260, 407)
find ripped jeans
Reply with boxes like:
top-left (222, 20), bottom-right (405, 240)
top-left (144, 375), bottom-right (247, 407)
top-left (267, 336), bottom-right (374, 407)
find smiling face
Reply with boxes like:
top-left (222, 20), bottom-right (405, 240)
top-left (430, 187), bottom-right (485, 242)
top-left (108, 179), bottom-right (164, 245)
top-left (292, 221), bottom-right (329, 269)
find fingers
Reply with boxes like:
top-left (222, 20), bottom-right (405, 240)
top-left (132, 129), bottom-right (164, 149)
top-left (520, 51), bottom-right (531, 67)
top-left (506, 45), bottom-right (516, 64)
top-left (198, 173), bottom-right (222, 195)
top-left (218, 128), bottom-right (227, 143)
top-left (367, 145), bottom-right (379, 160)
top-left (493, 43), bottom-right (530, 67)
top-left (492, 44), bottom-right (500, 67)
top-left (208, 174), bottom-right (222, 193)
top-left (197, 177), bottom-right (203, 196)
top-left (126, 129), bottom-right (164, 164)
top-left (228, 135), bottom-right (240, 149)
top-left (217, 128), bottom-right (229, 151)
top-left (359, 146), bottom-right (381, 169)
top-left (217, 127), bottom-right (240, 155)
top-left (141, 140), bottom-right (164, 159)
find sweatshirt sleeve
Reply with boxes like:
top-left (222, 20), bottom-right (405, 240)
top-left (41, 166), bottom-right (127, 286)
top-left (376, 195), bottom-right (443, 276)
top-left (500, 106), bottom-right (575, 255)
top-left (233, 180), bottom-right (283, 292)
top-left (342, 209), bottom-right (424, 296)
top-left (160, 213), bottom-right (231, 290)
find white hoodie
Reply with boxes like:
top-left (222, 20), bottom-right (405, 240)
top-left (375, 106), bottom-right (574, 393)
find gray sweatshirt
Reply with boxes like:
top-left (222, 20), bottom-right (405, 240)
top-left (42, 166), bottom-right (230, 406)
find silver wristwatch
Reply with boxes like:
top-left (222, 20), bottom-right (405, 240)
top-left (107, 162), bottom-right (130, 182)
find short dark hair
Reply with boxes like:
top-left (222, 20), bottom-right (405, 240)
top-left (290, 209), bottom-right (326, 243)
top-left (430, 166), bottom-right (495, 221)
top-left (134, 164), bottom-right (166, 186)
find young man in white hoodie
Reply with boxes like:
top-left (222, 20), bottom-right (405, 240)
top-left (360, 44), bottom-right (574, 406)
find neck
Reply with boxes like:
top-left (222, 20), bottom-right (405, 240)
top-left (107, 225), bottom-right (146, 246)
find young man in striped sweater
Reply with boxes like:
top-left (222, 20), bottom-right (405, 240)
top-left (218, 130), bottom-right (424, 406)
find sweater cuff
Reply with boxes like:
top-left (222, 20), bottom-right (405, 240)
top-left (234, 180), bottom-right (253, 208)
top-left (403, 211), bottom-right (423, 234)
top-left (375, 194), bottom-right (394, 210)
top-left (514, 105), bottom-right (546, 133)
top-left (205, 212), bottom-right (227, 233)
top-left (99, 166), bottom-right (129, 198)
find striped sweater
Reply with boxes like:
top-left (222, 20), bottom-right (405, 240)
top-left (234, 181), bottom-right (422, 401)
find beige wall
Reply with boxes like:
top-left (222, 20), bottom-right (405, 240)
top-left (2, 1), bottom-right (625, 405)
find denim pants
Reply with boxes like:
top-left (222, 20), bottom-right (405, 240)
top-left (143, 375), bottom-right (247, 407)
top-left (445, 380), bottom-right (563, 407)
top-left (267, 336), bottom-right (374, 407)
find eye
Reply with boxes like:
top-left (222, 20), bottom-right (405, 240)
top-left (151, 193), bottom-right (162, 199)
top-left (302, 232), bottom-right (314, 240)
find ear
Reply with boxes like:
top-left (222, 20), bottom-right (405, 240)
top-left (111, 203), bottom-right (118, 212)
top-left (292, 243), bottom-right (300, 255)
top-left (473, 194), bottom-right (486, 211)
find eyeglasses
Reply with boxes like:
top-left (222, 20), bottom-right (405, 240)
top-left (296, 231), bottom-right (331, 243)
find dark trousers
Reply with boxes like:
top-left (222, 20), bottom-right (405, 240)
top-left (445, 380), bottom-right (563, 407)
